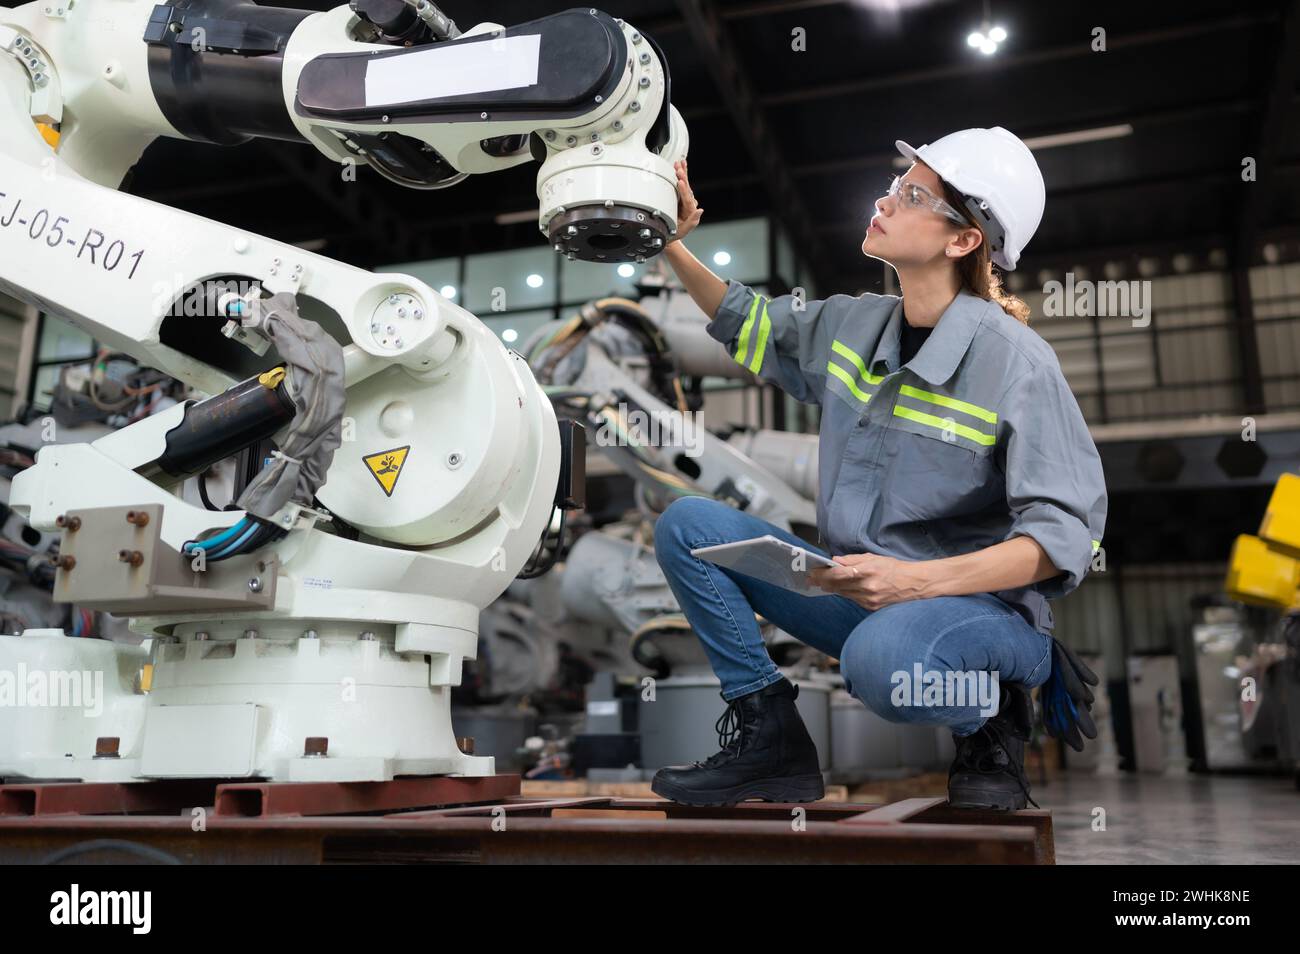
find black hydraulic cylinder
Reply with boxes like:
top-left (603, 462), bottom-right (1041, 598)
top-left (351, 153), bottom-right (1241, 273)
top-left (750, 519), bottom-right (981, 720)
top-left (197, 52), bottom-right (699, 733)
top-left (149, 370), bottom-right (296, 480)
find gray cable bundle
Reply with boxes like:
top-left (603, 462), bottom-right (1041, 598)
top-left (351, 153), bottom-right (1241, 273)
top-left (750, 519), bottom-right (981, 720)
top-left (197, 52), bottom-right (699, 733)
top-left (233, 292), bottom-right (346, 522)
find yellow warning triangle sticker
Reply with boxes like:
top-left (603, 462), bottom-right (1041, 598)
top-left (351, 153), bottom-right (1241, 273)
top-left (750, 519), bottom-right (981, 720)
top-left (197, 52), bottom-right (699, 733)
top-left (363, 445), bottom-right (410, 497)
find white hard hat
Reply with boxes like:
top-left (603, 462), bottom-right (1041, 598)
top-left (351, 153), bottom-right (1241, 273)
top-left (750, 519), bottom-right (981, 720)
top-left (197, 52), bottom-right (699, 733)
top-left (894, 127), bottom-right (1045, 271)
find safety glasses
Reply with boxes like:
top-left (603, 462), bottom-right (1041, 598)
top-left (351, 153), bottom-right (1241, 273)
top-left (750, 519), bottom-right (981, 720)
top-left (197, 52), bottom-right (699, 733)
top-left (886, 175), bottom-right (971, 226)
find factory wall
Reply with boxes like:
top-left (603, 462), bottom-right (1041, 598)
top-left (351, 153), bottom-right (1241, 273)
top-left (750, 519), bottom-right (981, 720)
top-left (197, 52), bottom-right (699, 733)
top-left (1017, 262), bottom-right (1300, 424)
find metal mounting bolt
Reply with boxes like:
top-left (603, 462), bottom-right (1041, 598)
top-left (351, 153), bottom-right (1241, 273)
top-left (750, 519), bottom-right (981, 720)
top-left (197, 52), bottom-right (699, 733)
top-left (125, 510), bottom-right (149, 527)
top-left (639, 76), bottom-right (650, 88)
top-left (242, 628), bottom-right (259, 639)
top-left (359, 631), bottom-right (376, 641)
top-left (612, 120), bottom-right (623, 131)
top-left (94, 737), bottom-right (121, 759)
top-left (118, 549), bottom-right (144, 567)
top-left (480, 111), bottom-right (488, 119)
top-left (594, 94), bottom-right (602, 103)
top-left (639, 228), bottom-right (652, 239)
top-left (566, 135), bottom-right (577, 146)
top-left (544, 129), bottom-right (556, 141)
top-left (304, 737), bottom-right (329, 757)
top-left (194, 630), bottom-right (210, 641)
top-left (302, 629), bottom-right (318, 640)
top-left (248, 577), bottom-right (263, 593)
top-left (639, 52), bottom-right (651, 64)
top-left (629, 101), bottom-right (641, 112)
top-left (632, 31), bottom-right (641, 43)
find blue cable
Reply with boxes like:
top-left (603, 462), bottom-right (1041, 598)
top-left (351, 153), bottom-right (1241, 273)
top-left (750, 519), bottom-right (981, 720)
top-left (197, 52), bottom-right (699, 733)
top-left (206, 521), bottom-right (260, 561)
top-left (183, 518), bottom-right (249, 554)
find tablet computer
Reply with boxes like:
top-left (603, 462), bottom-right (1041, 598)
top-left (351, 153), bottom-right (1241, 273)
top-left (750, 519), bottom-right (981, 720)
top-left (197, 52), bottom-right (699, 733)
top-left (690, 534), bottom-right (838, 598)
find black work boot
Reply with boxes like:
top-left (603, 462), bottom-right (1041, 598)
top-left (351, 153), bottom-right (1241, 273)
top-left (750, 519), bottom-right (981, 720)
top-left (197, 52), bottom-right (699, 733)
top-left (947, 681), bottom-right (1040, 811)
top-left (651, 677), bottom-right (825, 806)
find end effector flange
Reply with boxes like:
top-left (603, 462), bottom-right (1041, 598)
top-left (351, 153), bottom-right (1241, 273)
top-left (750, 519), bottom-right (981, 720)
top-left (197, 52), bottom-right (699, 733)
top-left (546, 204), bottom-right (667, 265)
top-left (538, 100), bottom-right (688, 264)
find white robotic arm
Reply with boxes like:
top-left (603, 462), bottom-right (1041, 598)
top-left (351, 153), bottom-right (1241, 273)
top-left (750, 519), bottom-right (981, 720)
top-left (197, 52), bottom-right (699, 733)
top-left (3, 0), bottom-right (687, 250)
top-left (0, 0), bottom-right (689, 784)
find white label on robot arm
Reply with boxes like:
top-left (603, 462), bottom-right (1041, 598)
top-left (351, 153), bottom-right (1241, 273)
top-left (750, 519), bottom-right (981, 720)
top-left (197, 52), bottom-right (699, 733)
top-left (365, 34), bottom-right (542, 107)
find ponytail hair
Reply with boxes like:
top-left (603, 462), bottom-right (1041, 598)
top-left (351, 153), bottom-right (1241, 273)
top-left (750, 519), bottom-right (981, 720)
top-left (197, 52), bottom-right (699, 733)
top-left (940, 181), bottom-right (1032, 325)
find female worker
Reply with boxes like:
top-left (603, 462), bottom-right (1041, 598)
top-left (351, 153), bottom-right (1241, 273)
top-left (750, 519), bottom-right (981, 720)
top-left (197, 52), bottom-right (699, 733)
top-left (650, 128), bottom-right (1106, 811)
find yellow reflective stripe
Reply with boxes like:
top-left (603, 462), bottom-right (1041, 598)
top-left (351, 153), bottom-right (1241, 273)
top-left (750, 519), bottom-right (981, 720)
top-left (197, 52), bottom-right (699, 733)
top-left (826, 362), bottom-right (873, 403)
top-left (735, 295), bottom-right (761, 366)
top-left (830, 339), bottom-right (884, 385)
top-left (748, 299), bottom-right (771, 374)
top-left (893, 405), bottom-right (996, 446)
top-left (898, 384), bottom-right (997, 424)
top-left (1091, 539), bottom-right (1101, 552)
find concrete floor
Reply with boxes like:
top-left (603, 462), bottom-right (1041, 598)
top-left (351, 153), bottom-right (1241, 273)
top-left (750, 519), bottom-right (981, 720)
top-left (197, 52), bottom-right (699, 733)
top-left (1034, 770), bottom-right (1300, 864)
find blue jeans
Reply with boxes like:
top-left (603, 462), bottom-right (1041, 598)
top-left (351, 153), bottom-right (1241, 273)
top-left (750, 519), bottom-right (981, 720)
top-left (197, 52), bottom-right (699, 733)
top-left (653, 496), bottom-right (1054, 736)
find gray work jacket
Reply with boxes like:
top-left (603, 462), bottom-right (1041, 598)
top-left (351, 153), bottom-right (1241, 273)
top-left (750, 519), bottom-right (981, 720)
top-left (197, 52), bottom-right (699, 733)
top-left (705, 279), bottom-right (1108, 634)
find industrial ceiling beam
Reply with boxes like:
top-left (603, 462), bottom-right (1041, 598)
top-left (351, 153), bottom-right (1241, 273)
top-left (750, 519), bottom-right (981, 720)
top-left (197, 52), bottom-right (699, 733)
top-left (672, 0), bottom-right (834, 292)
top-left (635, 0), bottom-right (847, 36)
top-left (786, 95), bottom-right (1277, 183)
top-left (680, 13), bottom-right (1274, 120)
top-left (1228, 0), bottom-right (1300, 415)
top-left (256, 141), bottom-right (417, 265)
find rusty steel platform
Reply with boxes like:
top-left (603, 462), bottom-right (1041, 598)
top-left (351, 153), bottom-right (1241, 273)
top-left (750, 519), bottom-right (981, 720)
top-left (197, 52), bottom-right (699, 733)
top-left (0, 778), bottom-right (1054, 863)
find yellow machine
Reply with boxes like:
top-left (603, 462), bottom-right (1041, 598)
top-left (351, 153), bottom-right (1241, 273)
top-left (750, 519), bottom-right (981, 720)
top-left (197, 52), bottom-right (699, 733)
top-left (1226, 472), bottom-right (1300, 610)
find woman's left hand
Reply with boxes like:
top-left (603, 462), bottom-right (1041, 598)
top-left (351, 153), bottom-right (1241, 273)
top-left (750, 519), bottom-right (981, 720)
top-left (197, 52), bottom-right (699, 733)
top-left (807, 553), bottom-right (935, 610)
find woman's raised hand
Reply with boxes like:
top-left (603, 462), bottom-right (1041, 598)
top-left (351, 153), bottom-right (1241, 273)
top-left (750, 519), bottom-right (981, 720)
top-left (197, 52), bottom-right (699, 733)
top-left (670, 158), bottom-right (703, 244)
